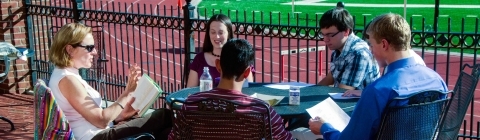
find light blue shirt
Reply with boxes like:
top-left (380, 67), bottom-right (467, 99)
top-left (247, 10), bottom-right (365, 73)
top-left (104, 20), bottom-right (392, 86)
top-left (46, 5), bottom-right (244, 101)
top-left (320, 57), bottom-right (449, 140)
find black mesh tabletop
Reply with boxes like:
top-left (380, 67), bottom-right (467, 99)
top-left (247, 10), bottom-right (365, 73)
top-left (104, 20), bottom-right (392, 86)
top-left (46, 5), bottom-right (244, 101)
top-left (166, 84), bottom-right (358, 117)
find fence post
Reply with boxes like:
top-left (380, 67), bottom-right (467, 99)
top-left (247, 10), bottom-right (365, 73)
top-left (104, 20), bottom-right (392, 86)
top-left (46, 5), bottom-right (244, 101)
top-left (24, 0), bottom-right (37, 85)
top-left (182, 0), bottom-right (195, 88)
top-left (71, 0), bottom-right (89, 78)
top-left (71, 0), bottom-right (84, 23)
top-left (433, 0), bottom-right (439, 32)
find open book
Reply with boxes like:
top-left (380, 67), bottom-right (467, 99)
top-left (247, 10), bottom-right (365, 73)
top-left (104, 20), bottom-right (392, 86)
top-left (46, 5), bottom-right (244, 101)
top-left (250, 93), bottom-right (284, 106)
top-left (130, 74), bottom-right (162, 117)
top-left (306, 97), bottom-right (351, 132)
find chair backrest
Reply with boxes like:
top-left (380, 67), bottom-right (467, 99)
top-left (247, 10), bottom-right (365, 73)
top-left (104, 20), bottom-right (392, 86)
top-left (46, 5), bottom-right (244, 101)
top-left (376, 90), bottom-right (450, 140)
top-left (34, 79), bottom-right (154, 140)
top-left (436, 64), bottom-right (480, 140)
top-left (170, 97), bottom-right (274, 140)
top-left (34, 79), bottom-right (75, 140)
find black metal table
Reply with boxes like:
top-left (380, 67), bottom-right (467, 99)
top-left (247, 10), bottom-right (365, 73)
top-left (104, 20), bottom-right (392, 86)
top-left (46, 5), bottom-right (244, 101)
top-left (166, 83), bottom-right (358, 118)
top-left (0, 47), bottom-right (34, 131)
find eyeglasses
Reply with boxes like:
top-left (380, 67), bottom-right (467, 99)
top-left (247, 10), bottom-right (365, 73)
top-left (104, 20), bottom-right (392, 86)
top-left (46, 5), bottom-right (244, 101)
top-left (73, 44), bottom-right (95, 52)
top-left (321, 31), bottom-right (342, 38)
top-left (363, 33), bottom-right (370, 40)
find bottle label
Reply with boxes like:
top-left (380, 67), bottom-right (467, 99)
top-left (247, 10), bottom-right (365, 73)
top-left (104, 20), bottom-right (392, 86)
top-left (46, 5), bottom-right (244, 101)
top-left (200, 80), bottom-right (213, 92)
top-left (289, 91), bottom-right (300, 105)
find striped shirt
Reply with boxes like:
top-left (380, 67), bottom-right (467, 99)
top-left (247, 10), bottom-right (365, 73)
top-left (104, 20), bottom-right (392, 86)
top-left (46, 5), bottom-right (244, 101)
top-left (168, 88), bottom-right (292, 140)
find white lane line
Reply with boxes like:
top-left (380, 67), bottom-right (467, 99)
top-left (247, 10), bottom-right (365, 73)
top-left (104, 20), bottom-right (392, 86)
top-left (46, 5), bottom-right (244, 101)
top-left (280, 2), bottom-right (480, 9)
top-left (98, 0), bottom-right (181, 83)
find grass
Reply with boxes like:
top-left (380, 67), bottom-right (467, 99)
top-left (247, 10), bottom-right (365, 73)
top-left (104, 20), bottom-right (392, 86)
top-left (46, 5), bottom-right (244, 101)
top-left (196, 0), bottom-right (480, 33)
top-left (197, 0), bottom-right (480, 54)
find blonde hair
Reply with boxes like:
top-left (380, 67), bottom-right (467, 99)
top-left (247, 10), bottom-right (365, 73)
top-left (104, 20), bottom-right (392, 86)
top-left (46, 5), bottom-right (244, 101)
top-left (49, 23), bottom-right (92, 68)
top-left (367, 13), bottom-right (411, 51)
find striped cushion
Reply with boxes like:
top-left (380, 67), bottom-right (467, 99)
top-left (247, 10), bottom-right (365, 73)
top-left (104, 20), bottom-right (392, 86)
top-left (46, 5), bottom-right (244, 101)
top-left (34, 79), bottom-right (75, 140)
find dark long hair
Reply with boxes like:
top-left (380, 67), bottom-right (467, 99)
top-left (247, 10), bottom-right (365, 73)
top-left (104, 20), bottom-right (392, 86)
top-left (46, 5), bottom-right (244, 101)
top-left (202, 14), bottom-right (234, 52)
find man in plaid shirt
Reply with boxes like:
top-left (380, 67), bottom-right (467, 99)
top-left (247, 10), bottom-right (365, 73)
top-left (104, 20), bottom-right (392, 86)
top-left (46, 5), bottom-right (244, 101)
top-left (317, 8), bottom-right (380, 90)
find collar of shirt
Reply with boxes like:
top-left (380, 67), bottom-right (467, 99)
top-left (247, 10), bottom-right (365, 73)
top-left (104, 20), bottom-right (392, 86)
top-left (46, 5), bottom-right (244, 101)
top-left (385, 57), bottom-right (419, 75)
top-left (212, 88), bottom-right (243, 95)
top-left (333, 34), bottom-right (367, 59)
top-left (65, 67), bottom-right (80, 75)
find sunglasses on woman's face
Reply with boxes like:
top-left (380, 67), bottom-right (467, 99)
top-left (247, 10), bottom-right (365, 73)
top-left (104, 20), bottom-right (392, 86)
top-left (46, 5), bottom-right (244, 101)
top-left (73, 44), bottom-right (95, 52)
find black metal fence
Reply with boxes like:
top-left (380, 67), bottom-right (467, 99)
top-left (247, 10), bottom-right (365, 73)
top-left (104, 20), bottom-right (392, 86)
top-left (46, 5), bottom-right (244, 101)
top-left (25, 0), bottom-right (479, 138)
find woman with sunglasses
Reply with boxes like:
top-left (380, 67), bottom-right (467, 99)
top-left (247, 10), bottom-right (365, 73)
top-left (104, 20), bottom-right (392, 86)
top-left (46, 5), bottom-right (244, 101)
top-left (48, 23), bottom-right (173, 140)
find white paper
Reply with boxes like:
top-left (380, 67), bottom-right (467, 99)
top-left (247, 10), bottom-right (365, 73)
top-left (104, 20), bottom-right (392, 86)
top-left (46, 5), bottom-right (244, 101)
top-left (306, 98), bottom-right (350, 132)
top-left (263, 82), bottom-right (314, 90)
top-left (328, 93), bottom-right (360, 99)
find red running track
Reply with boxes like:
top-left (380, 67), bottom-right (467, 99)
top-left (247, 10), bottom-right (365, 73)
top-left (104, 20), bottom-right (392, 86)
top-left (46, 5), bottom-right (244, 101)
top-left (52, 0), bottom-right (480, 135)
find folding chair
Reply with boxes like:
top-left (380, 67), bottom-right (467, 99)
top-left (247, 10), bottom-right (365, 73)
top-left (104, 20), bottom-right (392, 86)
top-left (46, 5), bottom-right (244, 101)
top-left (170, 97), bottom-right (274, 140)
top-left (376, 90), bottom-right (450, 140)
top-left (33, 79), bottom-right (155, 140)
top-left (436, 64), bottom-right (480, 140)
top-left (34, 79), bottom-right (74, 139)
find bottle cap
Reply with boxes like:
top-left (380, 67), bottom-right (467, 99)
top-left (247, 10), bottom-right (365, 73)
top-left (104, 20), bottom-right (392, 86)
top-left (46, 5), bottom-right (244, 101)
top-left (289, 86), bottom-right (301, 90)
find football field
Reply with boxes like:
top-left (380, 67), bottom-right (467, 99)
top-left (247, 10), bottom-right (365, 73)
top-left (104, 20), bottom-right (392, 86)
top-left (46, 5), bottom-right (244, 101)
top-left (198, 0), bottom-right (480, 32)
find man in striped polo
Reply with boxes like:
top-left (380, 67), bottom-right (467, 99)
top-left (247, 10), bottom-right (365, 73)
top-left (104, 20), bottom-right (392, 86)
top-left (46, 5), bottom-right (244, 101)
top-left (169, 39), bottom-right (292, 139)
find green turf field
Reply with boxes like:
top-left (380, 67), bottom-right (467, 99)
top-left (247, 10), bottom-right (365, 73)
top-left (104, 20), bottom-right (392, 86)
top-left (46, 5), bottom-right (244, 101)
top-left (197, 0), bottom-right (480, 33)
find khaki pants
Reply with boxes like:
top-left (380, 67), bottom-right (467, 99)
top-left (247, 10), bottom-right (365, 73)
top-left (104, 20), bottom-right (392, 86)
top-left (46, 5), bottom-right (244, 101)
top-left (290, 127), bottom-right (323, 140)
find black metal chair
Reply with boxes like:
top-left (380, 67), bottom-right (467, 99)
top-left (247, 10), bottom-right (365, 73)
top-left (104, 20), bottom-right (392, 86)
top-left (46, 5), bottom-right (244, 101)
top-left (436, 64), bottom-right (480, 140)
top-left (170, 97), bottom-right (274, 140)
top-left (376, 90), bottom-right (450, 140)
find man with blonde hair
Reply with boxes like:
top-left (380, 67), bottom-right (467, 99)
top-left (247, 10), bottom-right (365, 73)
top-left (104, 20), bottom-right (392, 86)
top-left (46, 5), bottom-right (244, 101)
top-left (308, 13), bottom-right (448, 139)
top-left (342, 19), bottom-right (427, 97)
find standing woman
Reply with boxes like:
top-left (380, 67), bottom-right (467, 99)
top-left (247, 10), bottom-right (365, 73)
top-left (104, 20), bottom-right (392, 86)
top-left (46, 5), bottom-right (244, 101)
top-left (186, 14), bottom-right (254, 88)
top-left (48, 23), bottom-right (172, 140)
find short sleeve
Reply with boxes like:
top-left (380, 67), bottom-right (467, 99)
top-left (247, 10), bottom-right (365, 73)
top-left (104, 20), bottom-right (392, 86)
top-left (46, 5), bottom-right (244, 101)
top-left (250, 64), bottom-right (256, 74)
top-left (189, 53), bottom-right (204, 74)
top-left (338, 51), bottom-right (372, 88)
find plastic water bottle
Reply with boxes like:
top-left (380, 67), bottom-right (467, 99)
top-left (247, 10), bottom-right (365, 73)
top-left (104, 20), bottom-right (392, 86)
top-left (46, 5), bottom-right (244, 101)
top-left (289, 86), bottom-right (300, 105)
top-left (199, 67), bottom-right (213, 92)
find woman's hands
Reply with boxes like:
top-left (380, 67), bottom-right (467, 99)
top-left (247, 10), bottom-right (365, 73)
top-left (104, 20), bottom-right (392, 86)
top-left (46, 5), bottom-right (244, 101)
top-left (114, 97), bottom-right (139, 123)
top-left (114, 64), bottom-right (141, 123)
top-left (123, 64), bottom-right (142, 95)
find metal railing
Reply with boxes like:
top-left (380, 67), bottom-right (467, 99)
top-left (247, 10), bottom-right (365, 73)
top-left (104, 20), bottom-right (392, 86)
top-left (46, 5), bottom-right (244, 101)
top-left (25, 0), bottom-right (480, 138)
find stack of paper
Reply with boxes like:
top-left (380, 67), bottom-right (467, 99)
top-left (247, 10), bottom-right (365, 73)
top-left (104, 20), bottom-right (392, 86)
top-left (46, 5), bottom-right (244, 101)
top-left (328, 93), bottom-right (360, 99)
